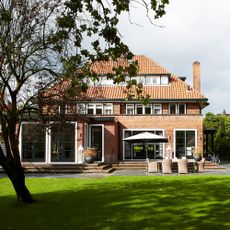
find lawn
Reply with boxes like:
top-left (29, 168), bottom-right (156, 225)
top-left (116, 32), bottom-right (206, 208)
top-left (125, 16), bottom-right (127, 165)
top-left (1, 175), bottom-right (230, 230)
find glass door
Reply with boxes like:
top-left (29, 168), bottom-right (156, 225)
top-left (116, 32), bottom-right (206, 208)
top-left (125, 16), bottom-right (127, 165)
top-left (90, 125), bottom-right (103, 161)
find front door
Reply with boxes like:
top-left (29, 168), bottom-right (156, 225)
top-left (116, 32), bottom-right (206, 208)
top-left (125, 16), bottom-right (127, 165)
top-left (90, 125), bottom-right (103, 161)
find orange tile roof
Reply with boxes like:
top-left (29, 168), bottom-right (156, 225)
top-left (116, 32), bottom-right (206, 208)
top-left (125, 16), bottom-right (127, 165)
top-left (85, 55), bottom-right (207, 100)
top-left (46, 55), bottom-right (207, 101)
top-left (90, 55), bottom-right (170, 75)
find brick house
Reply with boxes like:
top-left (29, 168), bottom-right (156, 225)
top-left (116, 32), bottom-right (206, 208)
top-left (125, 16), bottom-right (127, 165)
top-left (20, 55), bottom-right (208, 164)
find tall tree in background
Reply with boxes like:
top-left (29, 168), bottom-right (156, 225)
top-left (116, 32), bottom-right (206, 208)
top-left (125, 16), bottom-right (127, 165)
top-left (204, 112), bottom-right (230, 159)
top-left (0, 0), bottom-right (169, 203)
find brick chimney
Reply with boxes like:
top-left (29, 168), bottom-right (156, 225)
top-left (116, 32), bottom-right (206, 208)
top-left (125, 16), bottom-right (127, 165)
top-left (193, 61), bottom-right (201, 92)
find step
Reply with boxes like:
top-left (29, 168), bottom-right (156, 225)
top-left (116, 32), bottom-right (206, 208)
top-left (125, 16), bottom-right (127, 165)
top-left (0, 163), bottom-right (113, 174)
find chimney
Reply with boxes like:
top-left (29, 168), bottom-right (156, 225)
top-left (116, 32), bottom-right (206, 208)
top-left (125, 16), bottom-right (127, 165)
top-left (193, 61), bottom-right (201, 92)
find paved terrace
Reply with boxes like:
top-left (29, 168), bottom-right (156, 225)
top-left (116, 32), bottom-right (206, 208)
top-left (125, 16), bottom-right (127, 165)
top-left (1, 161), bottom-right (230, 178)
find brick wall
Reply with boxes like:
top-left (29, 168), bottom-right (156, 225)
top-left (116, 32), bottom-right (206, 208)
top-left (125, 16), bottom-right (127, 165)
top-left (116, 114), bottom-right (204, 160)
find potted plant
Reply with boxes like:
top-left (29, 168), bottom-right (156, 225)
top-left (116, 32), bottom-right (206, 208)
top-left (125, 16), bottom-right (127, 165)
top-left (84, 147), bottom-right (97, 163)
top-left (193, 148), bottom-right (203, 161)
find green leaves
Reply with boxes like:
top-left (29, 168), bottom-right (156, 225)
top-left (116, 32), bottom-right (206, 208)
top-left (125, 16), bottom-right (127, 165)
top-left (57, 15), bottom-right (75, 28)
top-left (0, 10), bottom-right (11, 23)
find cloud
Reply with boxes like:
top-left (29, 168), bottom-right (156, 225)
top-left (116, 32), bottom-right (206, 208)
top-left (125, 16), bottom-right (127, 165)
top-left (118, 0), bottom-right (230, 114)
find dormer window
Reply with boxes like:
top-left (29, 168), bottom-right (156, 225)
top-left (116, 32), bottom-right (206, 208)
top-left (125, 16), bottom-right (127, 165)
top-left (161, 76), bottom-right (169, 85)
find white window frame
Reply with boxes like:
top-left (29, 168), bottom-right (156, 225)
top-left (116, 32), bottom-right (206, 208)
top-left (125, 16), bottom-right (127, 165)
top-left (161, 76), bottom-right (169, 85)
top-left (135, 104), bottom-right (144, 114)
top-left (174, 129), bottom-right (197, 159)
top-left (123, 128), bottom-right (165, 160)
top-left (103, 103), bottom-right (113, 115)
top-left (144, 104), bottom-right (152, 114)
top-left (169, 104), bottom-right (186, 114)
top-left (19, 122), bottom-right (47, 164)
top-left (87, 103), bottom-right (95, 114)
top-left (126, 104), bottom-right (135, 115)
top-left (65, 104), bottom-right (76, 114)
top-left (95, 104), bottom-right (103, 114)
top-left (77, 103), bottom-right (86, 114)
top-left (87, 103), bottom-right (103, 115)
top-left (89, 124), bottom-right (105, 162)
top-left (48, 122), bottom-right (78, 164)
top-left (153, 104), bottom-right (162, 114)
top-left (152, 76), bottom-right (160, 85)
top-left (178, 104), bottom-right (186, 114)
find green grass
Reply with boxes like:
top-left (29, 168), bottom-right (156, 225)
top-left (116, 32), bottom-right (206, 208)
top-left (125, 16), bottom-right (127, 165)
top-left (1, 175), bottom-right (230, 230)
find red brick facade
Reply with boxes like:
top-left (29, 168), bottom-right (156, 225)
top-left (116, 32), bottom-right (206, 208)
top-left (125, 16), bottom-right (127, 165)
top-left (20, 55), bottom-right (208, 164)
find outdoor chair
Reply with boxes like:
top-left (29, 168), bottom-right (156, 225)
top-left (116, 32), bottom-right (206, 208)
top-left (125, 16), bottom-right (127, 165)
top-left (147, 158), bottom-right (158, 173)
top-left (162, 159), bottom-right (172, 174)
top-left (178, 159), bottom-right (188, 174)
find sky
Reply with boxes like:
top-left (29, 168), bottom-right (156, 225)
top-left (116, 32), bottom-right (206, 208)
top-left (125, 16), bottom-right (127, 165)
top-left (118, 0), bottom-right (230, 114)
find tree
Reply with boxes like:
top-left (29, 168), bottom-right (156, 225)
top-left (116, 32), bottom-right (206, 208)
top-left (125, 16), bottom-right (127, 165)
top-left (204, 112), bottom-right (230, 159)
top-left (0, 0), bottom-right (169, 203)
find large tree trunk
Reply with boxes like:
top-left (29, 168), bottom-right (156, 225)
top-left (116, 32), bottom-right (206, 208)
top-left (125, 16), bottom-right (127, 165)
top-left (0, 149), bottom-right (34, 203)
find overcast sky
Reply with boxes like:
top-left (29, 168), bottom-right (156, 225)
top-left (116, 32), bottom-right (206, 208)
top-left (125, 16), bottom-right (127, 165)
top-left (118, 0), bottom-right (230, 114)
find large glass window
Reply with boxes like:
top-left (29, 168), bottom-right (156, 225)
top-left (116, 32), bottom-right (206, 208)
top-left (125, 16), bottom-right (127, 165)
top-left (123, 130), bottom-right (164, 160)
top-left (175, 130), bottom-right (195, 158)
top-left (21, 123), bottom-right (46, 162)
top-left (51, 123), bottom-right (75, 162)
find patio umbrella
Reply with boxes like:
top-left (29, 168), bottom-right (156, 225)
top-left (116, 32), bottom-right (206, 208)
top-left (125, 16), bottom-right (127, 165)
top-left (122, 132), bottom-right (168, 159)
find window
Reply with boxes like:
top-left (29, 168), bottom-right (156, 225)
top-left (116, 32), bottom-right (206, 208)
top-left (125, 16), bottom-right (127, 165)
top-left (87, 104), bottom-right (94, 114)
top-left (66, 104), bottom-right (76, 114)
top-left (144, 105), bottom-right (152, 114)
top-left (77, 103), bottom-right (86, 114)
top-left (137, 76), bottom-right (145, 84)
top-left (104, 103), bottom-right (113, 115)
top-left (161, 76), bottom-right (169, 85)
top-left (178, 104), bottom-right (186, 114)
top-left (152, 76), bottom-right (160, 85)
top-left (96, 104), bottom-right (103, 114)
top-left (123, 130), bottom-right (164, 160)
top-left (175, 130), bottom-right (195, 158)
top-left (145, 77), bottom-right (152, 84)
top-left (87, 103), bottom-right (113, 115)
top-left (169, 104), bottom-right (176, 114)
top-left (21, 123), bottom-right (46, 162)
top-left (153, 104), bottom-right (162, 114)
top-left (135, 104), bottom-right (152, 114)
top-left (169, 104), bottom-right (186, 114)
top-left (126, 104), bottom-right (135, 114)
top-left (136, 104), bottom-right (143, 114)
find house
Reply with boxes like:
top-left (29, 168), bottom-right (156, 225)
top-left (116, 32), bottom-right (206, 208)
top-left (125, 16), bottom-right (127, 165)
top-left (19, 55), bottom-right (208, 164)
